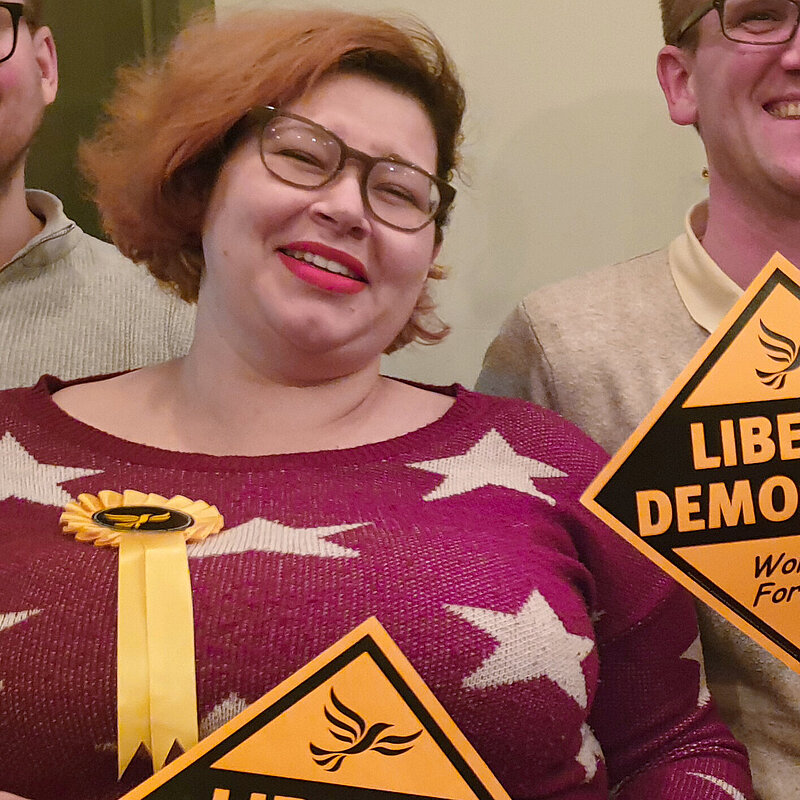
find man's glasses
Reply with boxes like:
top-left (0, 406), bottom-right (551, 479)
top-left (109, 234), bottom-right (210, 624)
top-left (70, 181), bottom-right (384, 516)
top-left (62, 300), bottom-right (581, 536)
top-left (0, 2), bottom-right (24, 64)
top-left (673, 0), bottom-right (800, 45)
top-left (244, 107), bottom-right (455, 233)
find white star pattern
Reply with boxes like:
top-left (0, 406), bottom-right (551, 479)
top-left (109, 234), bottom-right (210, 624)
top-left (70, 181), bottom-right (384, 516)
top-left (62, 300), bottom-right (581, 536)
top-left (187, 518), bottom-right (362, 559)
top-left (445, 589), bottom-right (594, 707)
top-left (408, 429), bottom-right (566, 504)
top-left (681, 634), bottom-right (711, 708)
top-left (576, 722), bottom-right (603, 783)
top-left (199, 693), bottom-right (249, 739)
top-left (0, 432), bottom-right (101, 506)
top-left (688, 773), bottom-right (746, 800)
top-left (0, 609), bottom-right (41, 633)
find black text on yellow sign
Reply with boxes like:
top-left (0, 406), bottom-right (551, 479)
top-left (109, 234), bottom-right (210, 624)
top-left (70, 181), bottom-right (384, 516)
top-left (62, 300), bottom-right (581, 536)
top-left (582, 254), bottom-right (800, 675)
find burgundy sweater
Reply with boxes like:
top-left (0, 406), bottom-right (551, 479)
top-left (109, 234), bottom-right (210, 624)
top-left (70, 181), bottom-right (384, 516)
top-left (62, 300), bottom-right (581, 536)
top-left (0, 376), bottom-right (752, 799)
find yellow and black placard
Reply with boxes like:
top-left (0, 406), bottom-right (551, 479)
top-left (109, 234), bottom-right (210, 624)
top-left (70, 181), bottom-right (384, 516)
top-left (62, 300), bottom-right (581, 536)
top-left (583, 253), bottom-right (800, 675)
top-left (121, 617), bottom-right (511, 800)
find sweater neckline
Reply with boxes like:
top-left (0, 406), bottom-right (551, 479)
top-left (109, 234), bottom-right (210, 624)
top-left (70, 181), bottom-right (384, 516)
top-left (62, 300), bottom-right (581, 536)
top-left (27, 374), bottom-right (490, 471)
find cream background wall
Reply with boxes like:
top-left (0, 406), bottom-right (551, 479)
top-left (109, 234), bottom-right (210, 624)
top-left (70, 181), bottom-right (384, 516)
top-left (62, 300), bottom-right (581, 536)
top-left (216, 0), bottom-right (708, 386)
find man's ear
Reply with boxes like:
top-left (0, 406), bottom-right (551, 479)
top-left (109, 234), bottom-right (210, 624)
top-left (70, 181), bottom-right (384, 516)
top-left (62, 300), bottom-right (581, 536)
top-left (657, 45), bottom-right (698, 126)
top-left (32, 26), bottom-right (58, 106)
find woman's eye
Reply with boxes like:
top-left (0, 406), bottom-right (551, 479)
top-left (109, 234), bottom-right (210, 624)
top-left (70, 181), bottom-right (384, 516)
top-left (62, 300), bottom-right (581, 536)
top-left (277, 149), bottom-right (326, 168)
top-left (373, 183), bottom-right (421, 207)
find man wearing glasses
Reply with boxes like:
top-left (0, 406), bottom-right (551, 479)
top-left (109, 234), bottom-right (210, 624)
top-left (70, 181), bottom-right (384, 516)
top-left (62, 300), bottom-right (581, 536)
top-left (478, 1), bottom-right (800, 796)
top-left (0, 1), bottom-right (193, 388)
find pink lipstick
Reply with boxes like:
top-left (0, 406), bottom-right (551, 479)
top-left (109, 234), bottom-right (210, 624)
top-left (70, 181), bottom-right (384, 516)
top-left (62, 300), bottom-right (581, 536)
top-left (278, 241), bottom-right (367, 295)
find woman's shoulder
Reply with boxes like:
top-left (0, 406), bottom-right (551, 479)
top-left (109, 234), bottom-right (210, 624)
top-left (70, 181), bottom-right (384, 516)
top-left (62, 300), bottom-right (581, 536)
top-left (456, 385), bottom-right (608, 459)
top-left (0, 375), bottom-right (62, 419)
top-left (0, 373), bottom-right (125, 447)
top-left (410, 384), bottom-right (611, 499)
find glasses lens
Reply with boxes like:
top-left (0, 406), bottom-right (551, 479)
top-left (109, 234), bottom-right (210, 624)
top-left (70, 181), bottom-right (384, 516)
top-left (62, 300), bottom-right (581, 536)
top-left (260, 115), bottom-right (341, 188)
top-left (0, 6), bottom-right (17, 62)
top-left (366, 161), bottom-right (440, 230)
top-left (722, 0), bottom-right (798, 42)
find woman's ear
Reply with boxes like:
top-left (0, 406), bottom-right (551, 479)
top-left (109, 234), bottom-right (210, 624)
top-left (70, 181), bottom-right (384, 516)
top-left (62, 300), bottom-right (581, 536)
top-left (657, 45), bottom-right (699, 127)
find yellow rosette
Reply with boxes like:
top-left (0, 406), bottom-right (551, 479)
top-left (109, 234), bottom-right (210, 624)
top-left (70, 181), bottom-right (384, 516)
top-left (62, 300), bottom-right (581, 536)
top-left (60, 489), bottom-right (224, 777)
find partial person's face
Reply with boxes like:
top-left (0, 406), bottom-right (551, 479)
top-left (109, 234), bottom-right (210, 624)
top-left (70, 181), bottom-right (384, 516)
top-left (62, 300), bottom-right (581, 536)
top-left (658, 4), bottom-right (800, 209)
top-left (0, 5), bottom-right (57, 183)
top-left (199, 72), bottom-right (440, 378)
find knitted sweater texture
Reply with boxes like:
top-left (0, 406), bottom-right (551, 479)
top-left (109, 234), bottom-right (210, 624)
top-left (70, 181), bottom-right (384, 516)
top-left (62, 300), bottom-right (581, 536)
top-left (476, 247), bottom-right (795, 799)
top-left (0, 191), bottom-right (195, 388)
top-left (0, 377), bottom-right (752, 800)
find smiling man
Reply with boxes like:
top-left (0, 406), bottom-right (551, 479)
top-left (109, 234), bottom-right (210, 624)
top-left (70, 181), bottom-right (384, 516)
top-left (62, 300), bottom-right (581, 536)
top-left (477, 0), bottom-right (800, 796)
top-left (0, 0), bottom-right (193, 388)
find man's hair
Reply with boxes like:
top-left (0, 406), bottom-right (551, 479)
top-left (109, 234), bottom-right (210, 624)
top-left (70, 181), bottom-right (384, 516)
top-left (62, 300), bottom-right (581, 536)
top-left (80, 8), bottom-right (465, 352)
top-left (661, 0), bottom-right (703, 48)
top-left (24, 0), bottom-right (43, 29)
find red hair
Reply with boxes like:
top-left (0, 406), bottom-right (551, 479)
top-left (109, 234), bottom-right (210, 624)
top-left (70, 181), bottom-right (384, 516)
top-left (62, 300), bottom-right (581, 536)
top-left (80, 8), bottom-right (465, 353)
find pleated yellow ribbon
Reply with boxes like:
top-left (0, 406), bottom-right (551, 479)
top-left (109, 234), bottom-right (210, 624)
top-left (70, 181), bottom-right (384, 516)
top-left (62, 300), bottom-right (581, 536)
top-left (60, 490), bottom-right (224, 778)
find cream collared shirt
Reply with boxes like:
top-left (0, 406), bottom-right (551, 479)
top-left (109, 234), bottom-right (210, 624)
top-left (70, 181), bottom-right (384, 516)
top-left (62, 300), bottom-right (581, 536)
top-left (669, 200), bottom-right (743, 334)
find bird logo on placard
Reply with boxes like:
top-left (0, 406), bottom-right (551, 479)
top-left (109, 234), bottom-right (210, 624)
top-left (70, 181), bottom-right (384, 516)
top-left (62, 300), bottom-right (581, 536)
top-left (756, 319), bottom-right (800, 390)
top-left (309, 688), bottom-right (422, 772)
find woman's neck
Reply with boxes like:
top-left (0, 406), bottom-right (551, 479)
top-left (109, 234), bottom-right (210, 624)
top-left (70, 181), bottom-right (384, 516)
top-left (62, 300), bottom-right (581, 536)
top-left (52, 337), bottom-right (452, 456)
top-left (167, 346), bottom-right (391, 454)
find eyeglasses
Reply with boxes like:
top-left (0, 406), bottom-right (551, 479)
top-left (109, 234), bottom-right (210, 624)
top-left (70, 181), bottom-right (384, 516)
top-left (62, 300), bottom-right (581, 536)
top-left (0, 2), bottom-right (24, 65)
top-left (673, 0), bottom-right (800, 45)
top-left (244, 107), bottom-right (455, 233)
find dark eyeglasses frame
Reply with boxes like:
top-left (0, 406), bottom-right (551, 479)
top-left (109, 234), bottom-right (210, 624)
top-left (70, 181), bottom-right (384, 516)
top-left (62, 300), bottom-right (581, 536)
top-left (672, 0), bottom-right (800, 45)
top-left (0, 2), bottom-right (24, 65)
top-left (244, 106), bottom-right (456, 233)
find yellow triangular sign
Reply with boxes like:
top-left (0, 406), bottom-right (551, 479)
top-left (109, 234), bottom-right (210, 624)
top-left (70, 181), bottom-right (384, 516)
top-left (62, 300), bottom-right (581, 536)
top-left (120, 617), bottom-right (511, 800)
top-left (582, 253), bottom-right (800, 675)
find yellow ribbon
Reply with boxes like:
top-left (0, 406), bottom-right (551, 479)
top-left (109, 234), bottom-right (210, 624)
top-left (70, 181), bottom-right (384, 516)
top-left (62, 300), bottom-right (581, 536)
top-left (117, 530), bottom-right (198, 775)
top-left (60, 490), bottom-right (224, 777)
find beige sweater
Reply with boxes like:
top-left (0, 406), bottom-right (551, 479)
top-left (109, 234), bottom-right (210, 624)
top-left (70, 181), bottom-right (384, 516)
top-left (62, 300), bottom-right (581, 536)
top-left (0, 191), bottom-right (195, 388)
top-left (477, 247), bottom-right (800, 800)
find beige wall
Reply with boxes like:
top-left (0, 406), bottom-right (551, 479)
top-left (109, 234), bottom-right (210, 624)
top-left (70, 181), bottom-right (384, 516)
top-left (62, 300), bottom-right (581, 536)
top-left (217, 0), bottom-right (708, 386)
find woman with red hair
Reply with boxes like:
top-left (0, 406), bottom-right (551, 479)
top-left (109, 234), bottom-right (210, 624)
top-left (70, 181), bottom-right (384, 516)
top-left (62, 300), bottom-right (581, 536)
top-left (0, 8), bottom-right (752, 800)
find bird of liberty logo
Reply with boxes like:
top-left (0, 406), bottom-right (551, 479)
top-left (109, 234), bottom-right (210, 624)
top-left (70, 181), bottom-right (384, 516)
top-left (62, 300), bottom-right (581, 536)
top-left (756, 319), bottom-right (800, 390)
top-left (309, 688), bottom-right (422, 772)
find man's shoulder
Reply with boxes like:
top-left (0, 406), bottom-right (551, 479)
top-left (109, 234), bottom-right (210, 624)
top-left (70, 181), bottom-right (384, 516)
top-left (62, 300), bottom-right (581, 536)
top-left (517, 245), bottom-right (701, 372)
top-left (67, 230), bottom-right (187, 302)
top-left (476, 245), bottom-right (701, 447)
top-left (521, 248), bottom-right (673, 317)
top-left (72, 229), bottom-right (149, 274)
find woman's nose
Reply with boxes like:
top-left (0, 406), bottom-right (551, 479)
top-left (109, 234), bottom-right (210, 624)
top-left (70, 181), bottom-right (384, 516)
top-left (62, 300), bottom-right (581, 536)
top-left (308, 165), bottom-right (372, 239)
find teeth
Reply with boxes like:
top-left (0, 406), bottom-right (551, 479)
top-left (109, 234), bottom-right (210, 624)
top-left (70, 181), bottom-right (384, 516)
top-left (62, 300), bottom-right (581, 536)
top-left (768, 102), bottom-right (800, 118)
top-left (284, 249), bottom-right (361, 281)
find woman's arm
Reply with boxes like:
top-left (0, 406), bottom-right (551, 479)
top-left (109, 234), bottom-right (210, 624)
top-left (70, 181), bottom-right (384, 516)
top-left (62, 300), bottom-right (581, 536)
top-left (573, 504), bottom-right (753, 798)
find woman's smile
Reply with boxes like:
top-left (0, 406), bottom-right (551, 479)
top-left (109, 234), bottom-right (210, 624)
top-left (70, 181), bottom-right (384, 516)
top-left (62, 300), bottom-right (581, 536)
top-left (277, 240), bottom-right (368, 295)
